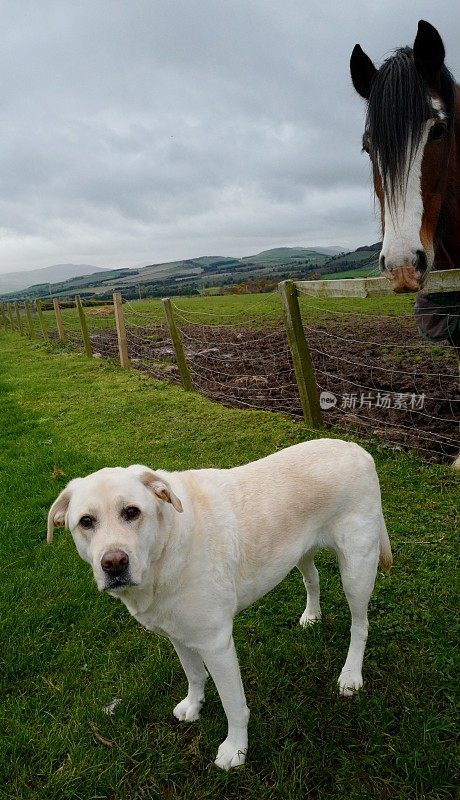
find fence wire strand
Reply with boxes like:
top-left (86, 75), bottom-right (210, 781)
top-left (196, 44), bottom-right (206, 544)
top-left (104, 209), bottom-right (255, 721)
top-left (3, 293), bottom-right (458, 464)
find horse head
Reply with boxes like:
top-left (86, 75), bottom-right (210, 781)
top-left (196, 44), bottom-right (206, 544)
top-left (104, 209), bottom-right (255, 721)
top-left (350, 21), bottom-right (456, 293)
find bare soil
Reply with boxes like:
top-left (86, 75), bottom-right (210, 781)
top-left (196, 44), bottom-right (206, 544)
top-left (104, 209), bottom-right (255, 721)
top-left (82, 316), bottom-right (458, 463)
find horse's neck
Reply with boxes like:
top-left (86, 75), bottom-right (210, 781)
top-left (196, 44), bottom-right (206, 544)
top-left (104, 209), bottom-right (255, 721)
top-left (436, 85), bottom-right (460, 269)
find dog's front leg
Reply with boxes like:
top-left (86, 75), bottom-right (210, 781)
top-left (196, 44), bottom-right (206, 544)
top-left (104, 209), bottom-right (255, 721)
top-left (200, 636), bottom-right (250, 770)
top-left (170, 638), bottom-right (208, 722)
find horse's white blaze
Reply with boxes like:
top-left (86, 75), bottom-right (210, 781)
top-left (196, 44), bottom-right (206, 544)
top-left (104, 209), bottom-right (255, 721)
top-left (432, 96), bottom-right (447, 120)
top-left (380, 120), bottom-right (432, 271)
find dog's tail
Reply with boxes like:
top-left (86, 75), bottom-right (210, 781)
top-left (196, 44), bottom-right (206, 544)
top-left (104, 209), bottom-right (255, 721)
top-left (379, 513), bottom-right (393, 572)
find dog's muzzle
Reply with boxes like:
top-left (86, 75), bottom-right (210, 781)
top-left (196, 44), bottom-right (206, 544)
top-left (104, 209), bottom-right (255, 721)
top-left (101, 549), bottom-right (134, 591)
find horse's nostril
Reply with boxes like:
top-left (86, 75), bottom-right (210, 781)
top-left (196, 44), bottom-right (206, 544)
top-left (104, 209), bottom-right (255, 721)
top-left (101, 550), bottom-right (129, 576)
top-left (415, 250), bottom-right (428, 273)
top-left (379, 254), bottom-right (386, 272)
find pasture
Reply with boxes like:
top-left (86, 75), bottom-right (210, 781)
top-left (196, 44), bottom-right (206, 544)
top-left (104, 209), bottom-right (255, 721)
top-left (17, 292), bottom-right (459, 463)
top-left (0, 329), bottom-right (458, 800)
top-left (37, 290), bottom-right (417, 329)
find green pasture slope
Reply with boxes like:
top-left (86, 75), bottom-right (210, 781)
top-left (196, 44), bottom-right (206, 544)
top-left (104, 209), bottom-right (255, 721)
top-left (34, 291), bottom-right (418, 337)
top-left (322, 266), bottom-right (380, 280)
top-left (0, 331), bottom-right (457, 800)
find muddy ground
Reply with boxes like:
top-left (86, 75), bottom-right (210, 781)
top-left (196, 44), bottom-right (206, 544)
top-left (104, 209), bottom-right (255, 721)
top-left (68, 315), bottom-right (458, 463)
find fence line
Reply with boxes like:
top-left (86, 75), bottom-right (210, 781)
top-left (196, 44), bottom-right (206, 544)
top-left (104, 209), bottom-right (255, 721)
top-left (0, 272), bottom-right (458, 464)
top-left (294, 268), bottom-right (460, 298)
top-left (162, 297), bottom-right (193, 391)
top-left (113, 292), bottom-right (130, 368)
top-left (278, 280), bottom-right (322, 428)
top-left (53, 299), bottom-right (65, 341)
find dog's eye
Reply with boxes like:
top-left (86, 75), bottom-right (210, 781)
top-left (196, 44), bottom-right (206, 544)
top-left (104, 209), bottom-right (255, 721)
top-left (123, 506), bottom-right (140, 521)
top-left (79, 515), bottom-right (94, 529)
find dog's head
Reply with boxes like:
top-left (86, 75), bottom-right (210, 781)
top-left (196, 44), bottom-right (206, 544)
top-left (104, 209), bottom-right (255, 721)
top-left (47, 465), bottom-right (183, 593)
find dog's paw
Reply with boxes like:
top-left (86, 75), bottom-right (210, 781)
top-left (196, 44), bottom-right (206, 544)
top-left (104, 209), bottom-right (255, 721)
top-left (214, 738), bottom-right (247, 770)
top-left (338, 671), bottom-right (363, 697)
top-left (299, 609), bottom-right (321, 627)
top-left (173, 696), bottom-right (203, 722)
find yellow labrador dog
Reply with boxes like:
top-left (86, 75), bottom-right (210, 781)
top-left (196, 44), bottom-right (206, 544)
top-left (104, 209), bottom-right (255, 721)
top-left (47, 438), bottom-right (391, 770)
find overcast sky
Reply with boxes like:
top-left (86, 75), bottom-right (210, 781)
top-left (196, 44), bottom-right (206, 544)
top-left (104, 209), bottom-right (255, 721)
top-left (1, 1), bottom-right (459, 273)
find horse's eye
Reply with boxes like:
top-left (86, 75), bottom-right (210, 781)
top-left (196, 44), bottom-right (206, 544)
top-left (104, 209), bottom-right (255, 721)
top-left (79, 515), bottom-right (94, 529)
top-left (123, 506), bottom-right (140, 521)
top-left (430, 122), bottom-right (447, 141)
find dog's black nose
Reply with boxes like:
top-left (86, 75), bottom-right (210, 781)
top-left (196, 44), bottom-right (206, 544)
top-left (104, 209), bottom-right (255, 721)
top-left (101, 550), bottom-right (129, 576)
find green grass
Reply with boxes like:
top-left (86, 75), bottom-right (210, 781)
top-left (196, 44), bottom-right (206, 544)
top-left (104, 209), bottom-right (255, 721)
top-left (322, 266), bottom-right (380, 280)
top-left (0, 331), bottom-right (458, 800)
top-left (18, 291), bottom-right (418, 342)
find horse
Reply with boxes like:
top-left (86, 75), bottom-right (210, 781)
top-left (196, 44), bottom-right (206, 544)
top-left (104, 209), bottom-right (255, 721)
top-left (350, 20), bottom-right (460, 469)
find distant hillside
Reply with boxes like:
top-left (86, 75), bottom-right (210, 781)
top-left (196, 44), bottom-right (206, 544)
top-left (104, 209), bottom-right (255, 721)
top-left (310, 246), bottom-right (346, 256)
top-left (355, 242), bottom-right (381, 253)
top-left (122, 247), bottom-right (331, 283)
top-left (0, 263), bottom-right (109, 294)
top-left (241, 247), bottom-right (332, 265)
top-left (317, 244), bottom-right (380, 278)
top-left (0, 244), bottom-right (381, 302)
top-left (0, 267), bottom-right (139, 303)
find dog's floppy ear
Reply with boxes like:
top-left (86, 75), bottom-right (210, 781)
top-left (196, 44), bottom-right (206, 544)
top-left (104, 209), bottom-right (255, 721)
top-left (47, 479), bottom-right (80, 543)
top-left (128, 465), bottom-right (183, 513)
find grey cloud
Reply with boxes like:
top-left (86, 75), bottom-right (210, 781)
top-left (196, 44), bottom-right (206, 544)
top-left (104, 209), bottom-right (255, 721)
top-left (0, 0), bottom-right (459, 271)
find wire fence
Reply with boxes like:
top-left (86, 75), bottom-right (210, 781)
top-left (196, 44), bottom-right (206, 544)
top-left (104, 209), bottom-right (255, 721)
top-left (297, 302), bottom-right (458, 461)
top-left (1, 291), bottom-right (458, 464)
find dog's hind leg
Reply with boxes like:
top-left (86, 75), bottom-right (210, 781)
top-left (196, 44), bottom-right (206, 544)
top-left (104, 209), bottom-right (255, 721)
top-left (335, 526), bottom-right (379, 696)
top-left (297, 552), bottom-right (321, 627)
top-left (170, 638), bottom-right (208, 722)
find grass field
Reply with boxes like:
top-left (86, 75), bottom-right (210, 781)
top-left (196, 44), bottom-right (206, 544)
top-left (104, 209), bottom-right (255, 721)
top-left (0, 330), bottom-right (458, 800)
top-left (322, 266), bottom-right (379, 280)
top-left (21, 291), bottom-right (419, 341)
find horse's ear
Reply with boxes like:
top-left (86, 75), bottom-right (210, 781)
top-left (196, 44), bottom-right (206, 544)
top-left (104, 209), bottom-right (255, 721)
top-left (413, 20), bottom-right (445, 85)
top-left (350, 44), bottom-right (377, 100)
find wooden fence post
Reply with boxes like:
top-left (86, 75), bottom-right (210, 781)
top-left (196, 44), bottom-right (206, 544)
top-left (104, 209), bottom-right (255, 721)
top-left (113, 292), bottom-right (130, 368)
top-left (35, 299), bottom-right (49, 341)
top-left (278, 280), bottom-right (323, 428)
top-left (53, 299), bottom-right (65, 341)
top-left (75, 295), bottom-right (92, 357)
top-left (7, 303), bottom-right (15, 330)
top-left (25, 301), bottom-right (35, 338)
top-left (162, 297), bottom-right (193, 391)
top-left (14, 303), bottom-right (24, 335)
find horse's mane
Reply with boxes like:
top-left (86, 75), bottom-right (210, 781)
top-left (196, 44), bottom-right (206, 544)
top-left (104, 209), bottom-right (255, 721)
top-left (366, 47), bottom-right (456, 210)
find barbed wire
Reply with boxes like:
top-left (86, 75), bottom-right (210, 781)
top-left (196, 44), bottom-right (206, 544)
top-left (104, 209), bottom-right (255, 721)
top-left (305, 343), bottom-right (456, 379)
top-left (297, 292), bottom-right (458, 319)
top-left (171, 297), bottom-right (276, 319)
top-left (311, 362), bottom-right (458, 406)
top-left (316, 389), bottom-right (454, 460)
top-left (4, 294), bottom-right (458, 464)
top-left (302, 322), bottom-right (454, 351)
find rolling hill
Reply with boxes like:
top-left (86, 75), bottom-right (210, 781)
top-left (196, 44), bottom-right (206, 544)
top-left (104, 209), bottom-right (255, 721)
top-left (0, 263), bottom-right (109, 294)
top-left (0, 244), bottom-right (381, 302)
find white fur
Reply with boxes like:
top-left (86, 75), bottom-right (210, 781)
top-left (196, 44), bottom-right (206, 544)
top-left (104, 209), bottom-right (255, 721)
top-left (380, 121), bottom-right (433, 272)
top-left (431, 96), bottom-right (447, 120)
top-left (48, 439), bottom-right (391, 770)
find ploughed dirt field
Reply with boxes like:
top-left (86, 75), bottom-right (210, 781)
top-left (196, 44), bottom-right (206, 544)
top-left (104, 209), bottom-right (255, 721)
top-left (75, 314), bottom-right (458, 463)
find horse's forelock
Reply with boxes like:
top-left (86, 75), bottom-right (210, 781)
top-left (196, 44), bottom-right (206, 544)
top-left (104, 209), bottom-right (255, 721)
top-left (366, 47), bottom-right (455, 212)
top-left (366, 48), bottom-right (432, 210)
